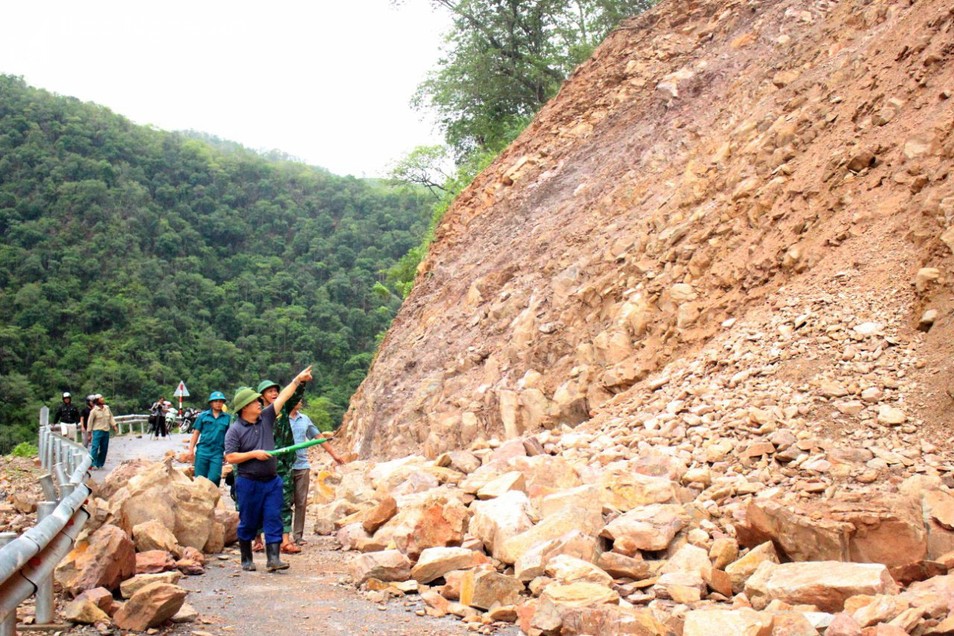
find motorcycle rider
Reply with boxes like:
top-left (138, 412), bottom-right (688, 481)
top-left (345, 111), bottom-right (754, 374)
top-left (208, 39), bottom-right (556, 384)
top-left (53, 392), bottom-right (80, 437)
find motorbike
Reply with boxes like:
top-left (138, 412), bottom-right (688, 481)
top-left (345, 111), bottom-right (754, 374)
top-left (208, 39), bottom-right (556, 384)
top-left (177, 407), bottom-right (201, 434)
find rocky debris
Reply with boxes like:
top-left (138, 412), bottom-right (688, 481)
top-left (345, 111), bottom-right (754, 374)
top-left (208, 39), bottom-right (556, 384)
top-left (314, 427), bottom-right (954, 634)
top-left (0, 457), bottom-right (44, 534)
top-left (112, 581), bottom-right (187, 631)
top-left (43, 458), bottom-right (229, 626)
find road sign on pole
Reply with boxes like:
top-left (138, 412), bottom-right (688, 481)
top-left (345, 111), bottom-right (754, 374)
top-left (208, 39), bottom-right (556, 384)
top-left (174, 381), bottom-right (189, 414)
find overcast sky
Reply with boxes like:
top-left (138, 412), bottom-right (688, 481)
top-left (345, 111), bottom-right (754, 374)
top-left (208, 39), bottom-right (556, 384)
top-left (0, 1), bottom-right (450, 177)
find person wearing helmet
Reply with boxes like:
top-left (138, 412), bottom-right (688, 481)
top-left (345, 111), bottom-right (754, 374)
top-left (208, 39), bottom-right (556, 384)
top-left (53, 392), bottom-right (80, 437)
top-left (188, 391), bottom-right (231, 485)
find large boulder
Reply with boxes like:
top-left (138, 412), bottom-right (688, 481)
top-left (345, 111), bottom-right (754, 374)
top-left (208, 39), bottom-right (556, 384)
top-left (411, 547), bottom-right (489, 583)
top-left (744, 561), bottom-right (899, 612)
top-left (738, 496), bottom-right (927, 567)
top-left (470, 490), bottom-right (535, 560)
top-left (374, 488), bottom-right (469, 559)
top-left (120, 571), bottom-right (183, 598)
top-left (112, 582), bottom-right (187, 631)
top-left (96, 459), bottom-right (153, 499)
top-left (600, 503), bottom-right (687, 554)
top-left (349, 550), bottom-right (413, 585)
top-left (500, 505), bottom-right (602, 565)
top-left (111, 458), bottom-right (220, 552)
top-left (460, 567), bottom-right (525, 610)
top-left (135, 550), bottom-right (178, 574)
top-left (55, 523), bottom-right (136, 596)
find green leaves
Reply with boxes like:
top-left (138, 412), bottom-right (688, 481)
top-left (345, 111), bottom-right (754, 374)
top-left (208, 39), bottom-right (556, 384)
top-left (414, 0), bottom-right (655, 157)
top-left (0, 75), bottom-right (431, 452)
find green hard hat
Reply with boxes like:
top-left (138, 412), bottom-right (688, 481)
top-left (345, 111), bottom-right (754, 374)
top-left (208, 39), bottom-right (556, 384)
top-left (208, 391), bottom-right (226, 403)
top-left (232, 387), bottom-right (261, 414)
top-left (256, 379), bottom-right (279, 394)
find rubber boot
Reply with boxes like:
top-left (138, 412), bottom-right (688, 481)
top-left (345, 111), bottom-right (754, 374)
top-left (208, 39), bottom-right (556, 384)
top-left (265, 542), bottom-right (289, 572)
top-left (239, 540), bottom-right (256, 571)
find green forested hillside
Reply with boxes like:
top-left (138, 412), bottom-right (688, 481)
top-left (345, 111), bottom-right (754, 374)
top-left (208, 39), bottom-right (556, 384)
top-left (0, 76), bottom-right (429, 451)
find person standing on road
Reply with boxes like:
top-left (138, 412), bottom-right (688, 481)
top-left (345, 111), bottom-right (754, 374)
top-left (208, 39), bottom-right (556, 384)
top-left (79, 396), bottom-right (94, 447)
top-left (87, 394), bottom-right (118, 469)
top-left (149, 397), bottom-right (167, 439)
top-left (288, 398), bottom-right (343, 546)
top-left (53, 392), bottom-right (80, 437)
top-left (256, 378), bottom-right (302, 555)
top-left (188, 391), bottom-right (231, 486)
top-left (224, 366), bottom-right (310, 573)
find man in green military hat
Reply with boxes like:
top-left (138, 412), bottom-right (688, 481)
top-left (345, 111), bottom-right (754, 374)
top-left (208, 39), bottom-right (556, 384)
top-left (225, 367), bottom-right (311, 573)
top-left (188, 391), bottom-right (231, 485)
top-left (256, 378), bottom-right (301, 554)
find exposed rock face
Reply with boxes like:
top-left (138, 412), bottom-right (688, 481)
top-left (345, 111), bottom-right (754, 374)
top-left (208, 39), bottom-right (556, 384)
top-left (322, 0), bottom-right (954, 632)
top-left (337, 0), bottom-right (954, 480)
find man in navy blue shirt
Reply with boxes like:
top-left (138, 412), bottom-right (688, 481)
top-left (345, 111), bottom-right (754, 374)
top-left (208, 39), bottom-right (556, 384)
top-left (225, 366), bottom-right (311, 572)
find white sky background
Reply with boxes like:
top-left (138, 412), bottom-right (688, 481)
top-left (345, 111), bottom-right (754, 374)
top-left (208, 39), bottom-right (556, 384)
top-left (0, 1), bottom-right (450, 177)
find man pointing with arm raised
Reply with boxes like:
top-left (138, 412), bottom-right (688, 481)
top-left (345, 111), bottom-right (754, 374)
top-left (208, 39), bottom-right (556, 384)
top-left (224, 366), bottom-right (312, 573)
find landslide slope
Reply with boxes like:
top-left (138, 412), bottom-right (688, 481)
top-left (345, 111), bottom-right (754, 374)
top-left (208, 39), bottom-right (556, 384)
top-left (342, 0), bottom-right (954, 463)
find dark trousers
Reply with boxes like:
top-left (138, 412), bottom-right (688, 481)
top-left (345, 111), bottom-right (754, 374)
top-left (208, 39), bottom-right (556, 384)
top-left (235, 475), bottom-right (283, 544)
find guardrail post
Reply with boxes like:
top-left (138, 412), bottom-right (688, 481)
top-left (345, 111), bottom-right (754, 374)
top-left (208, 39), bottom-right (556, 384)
top-left (38, 474), bottom-right (57, 502)
top-left (52, 463), bottom-right (69, 491)
top-left (45, 427), bottom-right (52, 470)
top-left (0, 532), bottom-right (18, 636)
top-left (34, 502), bottom-right (57, 625)
top-left (60, 484), bottom-right (75, 499)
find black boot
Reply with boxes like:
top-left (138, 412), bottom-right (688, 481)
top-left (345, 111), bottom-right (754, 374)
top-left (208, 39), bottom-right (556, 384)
top-left (265, 542), bottom-right (289, 572)
top-left (239, 540), bottom-right (256, 571)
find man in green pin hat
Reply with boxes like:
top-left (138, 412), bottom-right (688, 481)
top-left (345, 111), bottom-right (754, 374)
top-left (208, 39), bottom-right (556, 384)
top-left (188, 391), bottom-right (231, 486)
top-left (225, 367), bottom-right (311, 573)
top-left (256, 378), bottom-right (301, 555)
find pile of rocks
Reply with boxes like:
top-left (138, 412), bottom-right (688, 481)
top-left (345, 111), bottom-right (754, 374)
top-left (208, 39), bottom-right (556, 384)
top-left (54, 457), bottom-right (237, 631)
top-left (312, 430), bottom-right (954, 635)
top-left (0, 456), bottom-right (44, 534)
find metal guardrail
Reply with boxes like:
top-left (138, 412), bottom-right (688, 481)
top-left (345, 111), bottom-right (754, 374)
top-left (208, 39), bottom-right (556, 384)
top-left (115, 414), bottom-right (149, 436)
top-left (0, 408), bottom-right (92, 635)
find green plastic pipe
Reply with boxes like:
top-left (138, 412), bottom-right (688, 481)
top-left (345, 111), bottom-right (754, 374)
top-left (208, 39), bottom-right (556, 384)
top-left (267, 437), bottom-right (328, 456)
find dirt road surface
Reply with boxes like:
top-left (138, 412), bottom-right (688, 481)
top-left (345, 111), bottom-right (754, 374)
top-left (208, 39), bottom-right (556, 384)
top-left (82, 431), bottom-right (518, 636)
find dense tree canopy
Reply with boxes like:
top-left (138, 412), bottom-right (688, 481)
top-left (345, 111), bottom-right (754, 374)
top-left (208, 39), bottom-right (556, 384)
top-left (412, 0), bottom-right (655, 156)
top-left (0, 76), bottom-right (430, 452)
